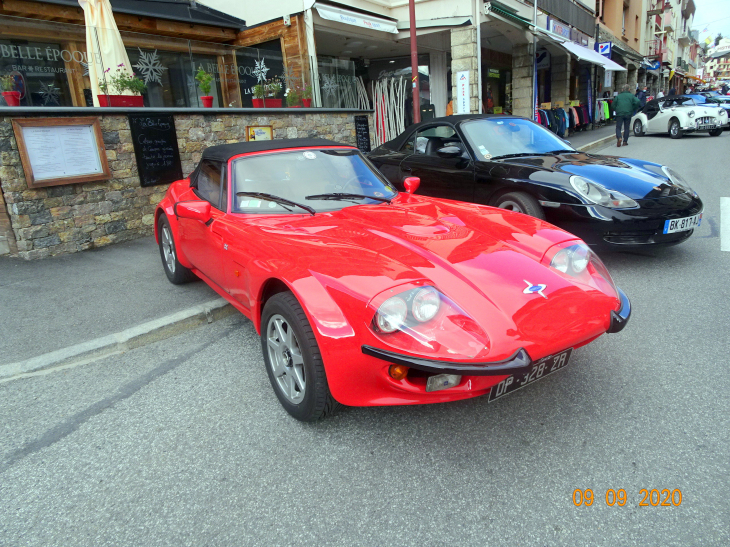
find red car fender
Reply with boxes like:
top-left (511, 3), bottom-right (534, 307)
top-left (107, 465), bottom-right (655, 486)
top-left (155, 181), bottom-right (196, 270)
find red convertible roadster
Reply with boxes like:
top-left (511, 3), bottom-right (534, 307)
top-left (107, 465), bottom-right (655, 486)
top-left (155, 139), bottom-right (630, 421)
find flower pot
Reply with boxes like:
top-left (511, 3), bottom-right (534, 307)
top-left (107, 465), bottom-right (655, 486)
top-left (2, 91), bottom-right (20, 107)
top-left (252, 98), bottom-right (265, 108)
top-left (302, 99), bottom-right (312, 108)
top-left (200, 96), bottom-right (213, 108)
top-left (264, 98), bottom-right (282, 108)
top-left (97, 94), bottom-right (144, 107)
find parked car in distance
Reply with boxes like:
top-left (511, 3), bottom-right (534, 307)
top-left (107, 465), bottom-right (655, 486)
top-left (155, 138), bottom-right (630, 421)
top-left (632, 96), bottom-right (727, 138)
top-left (368, 114), bottom-right (703, 248)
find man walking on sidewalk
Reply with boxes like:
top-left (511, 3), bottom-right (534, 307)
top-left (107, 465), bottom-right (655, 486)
top-left (613, 84), bottom-right (641, 147)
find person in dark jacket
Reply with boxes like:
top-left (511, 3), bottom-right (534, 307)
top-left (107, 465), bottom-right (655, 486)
top-left (636, 86), bottom-right (647, 110)
top-left (613, 84), bottom-right (641, 147)
top-left (668, 86), bottom-right (676, 96)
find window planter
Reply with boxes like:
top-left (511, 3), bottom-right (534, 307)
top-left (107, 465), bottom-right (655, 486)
top-left (97, 95), bottom-right (144, 107)
top-left (200, 96), bottom-right (213, 108)
top-left (2, 91), bottom-right (20, 106)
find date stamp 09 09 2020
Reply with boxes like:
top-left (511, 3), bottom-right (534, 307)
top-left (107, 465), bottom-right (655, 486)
top-left (573, 489), bottom-right (683, 507)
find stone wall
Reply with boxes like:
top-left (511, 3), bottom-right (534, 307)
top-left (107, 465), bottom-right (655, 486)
top-left (0, 111), bottom-right (373, 260)
top-left (451, 27), bottom-right (480, 114)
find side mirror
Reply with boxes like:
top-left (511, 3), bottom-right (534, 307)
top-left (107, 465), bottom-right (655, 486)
top-left (436, 146), bottom-right (462, 159)
top-left (403, 176), bottom-right (420, 194)
top-left (175, 200), bottom-right (211, 223)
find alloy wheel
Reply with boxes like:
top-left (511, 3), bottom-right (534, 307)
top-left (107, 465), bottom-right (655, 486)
top-left (498, 200), bottom-right (525, 214)
top-left (161, 225), bottom-right (176, 274)
top-left (266, 314), bottom-right (306, 404)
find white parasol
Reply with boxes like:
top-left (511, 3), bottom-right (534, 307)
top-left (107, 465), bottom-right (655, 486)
top-left (78, 0), bottom-right (134, 106)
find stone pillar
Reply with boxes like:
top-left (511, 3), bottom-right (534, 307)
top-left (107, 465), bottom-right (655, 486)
top-left (451, 27), bottom-right (479, 113)
top-left (512, 43), bottom-right (533, 118)
top-left (615, 69), bottom-right (627, 90)
top-left (627, 66), bottom-right (638, 90)
top-left (551, 55), bottom-right (571, 105)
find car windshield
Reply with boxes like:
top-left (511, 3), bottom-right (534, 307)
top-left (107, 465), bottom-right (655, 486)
top-left (231, 148), bottom-right (397, 214)
top-left (459, 118), bottom-right (575, 159)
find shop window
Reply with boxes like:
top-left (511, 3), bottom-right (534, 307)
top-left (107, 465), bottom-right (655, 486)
top-left (0, 39), bottom-right (74, 107)
top-left (194, 160), bottom-right (224, 209)
top-left (125, 47), bottom-right (222, 108)
top-left (236, 39), bottom-right (285, 108)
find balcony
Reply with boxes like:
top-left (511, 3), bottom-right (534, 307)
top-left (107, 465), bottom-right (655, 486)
top-left (663, 12), bottom-right (674, 32)
top-left (681, 0), bottom-right (695, 18)
top-left (661, 46), bottom-right (674, 64)
top-left (678, 31), bottom-right (691, 46)
top-left (646, 39), bottom-right (662, 58)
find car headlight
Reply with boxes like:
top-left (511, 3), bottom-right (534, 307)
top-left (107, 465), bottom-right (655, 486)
top-left (569, 175), bottom-right (638, 209)
top-left (369, 284), bottom-right (489, 359)
top-left (688, 110), bottom-right (695, 117)
top-left (720, 109), bottom-right (727, 116)
top-left (661, 166), bottom-right (696, 196)
top-left (543, 241), bottom-right (617, 297)
top-left (550, 244), bottom-right (590, 275)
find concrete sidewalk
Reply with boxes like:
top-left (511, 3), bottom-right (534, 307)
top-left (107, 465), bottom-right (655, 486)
top-left (0, 237), bottom-right (230, 379)
top-left (570, 122), bottom-right (617, 152)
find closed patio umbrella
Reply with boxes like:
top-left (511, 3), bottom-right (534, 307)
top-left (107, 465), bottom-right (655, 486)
top-left (78, 0), bottom-right (134, 106)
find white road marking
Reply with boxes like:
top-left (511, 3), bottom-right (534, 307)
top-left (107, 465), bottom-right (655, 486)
top-left (723, 197), bottom-right (730, 252)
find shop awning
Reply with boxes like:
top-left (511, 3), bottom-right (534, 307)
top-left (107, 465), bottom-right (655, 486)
top-left (559, 41), bottom-right (627, 71)
top-left (313, 3), bottom-right (398, 34)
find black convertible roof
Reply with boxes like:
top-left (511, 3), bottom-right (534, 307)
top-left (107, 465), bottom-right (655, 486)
top-left (200, 139), bottom-right (352, 163)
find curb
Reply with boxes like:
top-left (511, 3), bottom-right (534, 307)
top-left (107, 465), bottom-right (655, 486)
top-left (577, 134), bottom-right (616, 153)
top-left (0, 298), bottom-right (235, 381)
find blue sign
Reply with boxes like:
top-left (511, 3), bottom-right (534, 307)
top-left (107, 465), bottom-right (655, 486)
top-left (597, 42), bottom-right (612, 57)
top-left (648, 60), bottom-right (661, 71)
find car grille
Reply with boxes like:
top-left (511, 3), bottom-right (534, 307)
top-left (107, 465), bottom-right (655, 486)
top-left (695, 117), bottom-right (716, 130)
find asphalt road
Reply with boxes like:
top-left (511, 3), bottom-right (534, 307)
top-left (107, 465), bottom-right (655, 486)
top-left (1, 130), bottom-right (728, 546)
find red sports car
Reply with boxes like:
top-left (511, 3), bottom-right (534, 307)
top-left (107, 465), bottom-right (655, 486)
top-left (155, 139), bottom-right (630, 421)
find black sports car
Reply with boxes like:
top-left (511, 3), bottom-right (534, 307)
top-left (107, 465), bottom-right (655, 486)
top-left (368, 114), bottom-right (703, 247)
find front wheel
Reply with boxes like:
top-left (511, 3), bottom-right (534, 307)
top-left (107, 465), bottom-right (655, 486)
top-left (669, 118), bottom-right (683, 139)
top-left (261, 292), bottom-right (340, 421)
top-left (493, 191), bottom-right (545, 220)
top-left (709, 128), bottom-right (723, 136)
top-left (158, 216), bottom-right (197, 284)
top-left (633, 120), bottom-right (644, 137)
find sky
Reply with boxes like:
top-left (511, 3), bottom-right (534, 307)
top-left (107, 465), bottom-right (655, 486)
top-left (692, 0), bottom-right (730, 45)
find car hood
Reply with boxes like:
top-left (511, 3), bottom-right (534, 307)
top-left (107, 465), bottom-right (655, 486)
top-left (233, 195), bottom-right (618, 360)
top-left (482, 153), bottom-right (680, 200)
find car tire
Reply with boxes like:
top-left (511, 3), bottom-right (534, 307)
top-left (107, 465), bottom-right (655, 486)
top-left (709, 128), bottom-right (723, 136)
top-left (158, 215), bottom-right (197, 285)
top-left (633, 120), bottom-right (644, 136)
top-left (261, 292), bottom-right (340, 421)
top-left (669, 118), bottom-right (683, 139)
top-left (493, 191), bottom-right (546, 220)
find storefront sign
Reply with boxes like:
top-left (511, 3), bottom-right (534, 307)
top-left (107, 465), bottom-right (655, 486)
top-left (597, 42), bottom-right (612, 58)
top-left (549, 20), bottom-right (571, 40)
top-left (536, 49), bottom-right (550, 70)
top-left (456, 70), bottom-right (470, 114)
top-left (487, 68), bottom-right (500, 78)
top-left (11, 117), bottom-right (110, 188)
top-left (128, 114), bottom-right (182, 188)
top-left (247, 126), bottom-right (273, 141)
top-left (604, 69), bottom-right (613, 88)
top-left (314, 3), bottom-right (398, 34)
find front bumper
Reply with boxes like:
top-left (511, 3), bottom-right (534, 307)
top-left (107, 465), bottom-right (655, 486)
top-left (361, 288), bottom-right (631, 376)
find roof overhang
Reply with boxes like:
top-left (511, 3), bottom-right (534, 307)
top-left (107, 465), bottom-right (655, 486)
top-left (313, 2), bottom-right (398, 34)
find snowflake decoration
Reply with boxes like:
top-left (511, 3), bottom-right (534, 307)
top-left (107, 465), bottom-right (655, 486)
top-left (39, 81), bottom-right (60, 106)
top-left (322, 74), bottom-right (339, 98)
top-left (133, 48), bottom-right (166, 85)
top-left (253, 58), bottom-right (269, 82)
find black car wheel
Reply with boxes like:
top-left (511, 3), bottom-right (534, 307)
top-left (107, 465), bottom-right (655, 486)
top-left (158, 216), bottom-right (197, 285)
top-left (709, 128), bottom-right (723, 136)
top-left (493, 192), bottom-right (545, 220)
top-left (261, 292), bottom-right (340, 421)
top-left (669, 118), bottom-right (683, 139)
top-left (633, 120), bottom-right (644, 137)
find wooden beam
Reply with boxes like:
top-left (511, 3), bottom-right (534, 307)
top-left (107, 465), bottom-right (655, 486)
top-left (61, 41), bottom-right (87, 107)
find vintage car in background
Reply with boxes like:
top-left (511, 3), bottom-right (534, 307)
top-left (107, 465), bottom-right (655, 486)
top-left (632, 96), bottom-right (728, 138)
top-left (155, 139), bottom-right (630, 421)
top-left (368, 115), bottom-right (704, 248)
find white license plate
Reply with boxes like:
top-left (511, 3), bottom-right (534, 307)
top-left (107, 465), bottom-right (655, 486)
top-left (663, 213), bottom-right (702, 234)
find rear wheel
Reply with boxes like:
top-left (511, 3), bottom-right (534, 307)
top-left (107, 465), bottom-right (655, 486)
top-left (633, 119), bottom-right (644, 136)
top-left (261, 292), bottom-right (340, 421)
top-left (158, 216), bottom-right (196, 284)
top-left (709, 128), bottom-right (723, 136)
top-left (669, 118), bottom-right (683, 139)
top-left (493, 191), bottom-right (545, 220)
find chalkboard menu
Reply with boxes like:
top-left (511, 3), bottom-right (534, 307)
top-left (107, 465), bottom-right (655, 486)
top-left (354, 115), bottom-right (371, 152)
top-left (128, 114), bottom-right (183, 187)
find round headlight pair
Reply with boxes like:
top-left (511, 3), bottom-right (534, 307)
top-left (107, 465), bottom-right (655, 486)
top-left (569, 176), bottom-right (638, 209)
top-left (550, 244), bottom-right (590, 275)
top-left (375, 287), bottom-right (441, 333)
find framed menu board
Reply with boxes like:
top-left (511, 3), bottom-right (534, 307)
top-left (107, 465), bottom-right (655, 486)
top-left (11, 117), bottom-right (110, 189)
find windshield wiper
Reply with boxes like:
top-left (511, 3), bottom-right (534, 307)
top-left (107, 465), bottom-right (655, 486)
top-left (235, 192), bottom-right (315, 215)
top-left (305, 192), bottom-right (392, 204)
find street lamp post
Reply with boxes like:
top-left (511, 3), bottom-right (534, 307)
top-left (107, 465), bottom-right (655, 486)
top-left (409, 0), bottom-right (421, 124)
